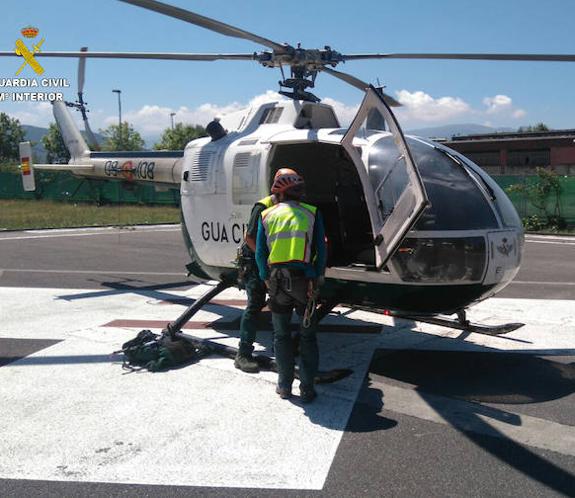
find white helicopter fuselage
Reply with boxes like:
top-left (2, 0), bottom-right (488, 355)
top-left (30, 95), bottom-right (523, 315)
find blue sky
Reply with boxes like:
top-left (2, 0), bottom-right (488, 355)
top-left (1, 0), bottom-right (574, 138)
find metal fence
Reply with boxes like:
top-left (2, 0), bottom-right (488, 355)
top-left (0, 171), bottom-right (180, 205)
top-left (496, 175), bottom-right (575, 225)
top-left (1, 171), bottom-right (574, 225)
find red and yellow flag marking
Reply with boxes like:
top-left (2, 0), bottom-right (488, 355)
top-left (21, 156), bottom-right (31, 176)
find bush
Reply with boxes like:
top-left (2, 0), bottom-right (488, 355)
top-left (507, 168), bottom-right (567, 231)
top-left (521, 214), bottom-right (567, 232)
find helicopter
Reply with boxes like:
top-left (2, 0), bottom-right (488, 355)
top-left (6, 0), bottom-right (575, 337)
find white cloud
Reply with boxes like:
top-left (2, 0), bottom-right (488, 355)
top-left (483, 94), bottom-right (512, 114)
top-left (483, 94), bottom-right (526, 119)
top-left (391, 90), bottom-right (528, 128)
top-left (321, 97), bottom-right (359, 127)
top-left (395, 90), bottom-right (471, 124)
top-left (101, 91), bottom-right (362, 136)
top-left (512, 108), bottom-right (527, 119)
top-left (8, 102), bottom-right (53, 127)
top-left (4, 89), bottom-right (529, 136)
top-left (104, 91), bottom-right (288, 135)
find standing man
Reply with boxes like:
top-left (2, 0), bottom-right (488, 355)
top-left (255, 168), bottom-right (326, 402)
top-left (234, 189), bottom-right (277, 373)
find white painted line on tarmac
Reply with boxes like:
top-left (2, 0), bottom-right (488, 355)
top-left (0, 268), bottom-right (185, 276)
top-left (526, 234), bottom-right (575, 242)
top-left (376, 382), bottom-right (575, 457)
top-left (526, 240), bottom-right (575, 246)
top-left (512, 280), bottom-right (575, 286)
top-left (0, 228), bottom-right (179, 241)
top-left (23, 224), bottom-right (179, 235)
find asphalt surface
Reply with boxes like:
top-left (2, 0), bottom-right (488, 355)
top-left (0, 225), bottom-right (574, 497)
top-left (0, 227), bottom-right (573, 299)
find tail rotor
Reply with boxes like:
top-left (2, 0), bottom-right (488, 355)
top-left (65, 47), bottom-right (100, 150)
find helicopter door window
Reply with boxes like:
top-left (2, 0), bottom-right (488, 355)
top-left (370, 149), bottom-right (410, 221)
top-left (232, 151), bottom-right (260, 205)
top-left (342, 86), bottom-right (429, 270)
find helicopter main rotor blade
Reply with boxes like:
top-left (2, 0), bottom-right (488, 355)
top-left (321, 67), bottom-right (402, 107)
top-left (321, 66), bottom-right (368, 90)
top-left (0, 51), bottom-right (256, 61)
top-left (342, 53), bottom-right (575, 62)
top-left (119, 0), bottom-right (286, 52)
top-left (78, 47), bottom-right (87, 94)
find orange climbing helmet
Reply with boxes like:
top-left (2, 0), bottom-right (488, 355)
top-left (271, 168), bottom-right (305, 195)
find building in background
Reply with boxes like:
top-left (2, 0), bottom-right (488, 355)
top-left (440, 130), bottom-right (575, 176)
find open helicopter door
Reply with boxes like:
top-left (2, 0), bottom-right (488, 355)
top-left (342, 86), bottom-right (429, 269)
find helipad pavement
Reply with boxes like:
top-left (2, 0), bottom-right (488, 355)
top-left (0, 284), bottom-right (573, 489)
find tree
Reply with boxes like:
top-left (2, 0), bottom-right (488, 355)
top-left (154, 122), bottom-right (207, 150)
top-left (100, 122), bottom-right (145, 151)
top-left (0, 113), bottom-right (25, 164)
top-left (517, 123), bottom-right (550, 133)
top-left (42, 122), bottom-right (70, 164)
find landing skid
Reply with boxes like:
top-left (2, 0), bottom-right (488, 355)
top-left (157, 280), bottom-right (352, 384)
top-left (176, 330), bottom-right (352, 384)
top-left (386, 309), bottom-right (524, 336)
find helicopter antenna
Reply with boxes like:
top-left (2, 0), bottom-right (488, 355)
top-left (65, 47), bottom-right (100, 150)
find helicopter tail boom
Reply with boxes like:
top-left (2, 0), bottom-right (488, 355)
top-left (18, 99), bottom-right (184, 189)
top-left (53, 100), bottom-right (90, 159)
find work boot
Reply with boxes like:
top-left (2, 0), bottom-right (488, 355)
top-left (276, 385), bottom-right (292, 399)
top-left (299, 386), bottom-right (317, 404)
top-left (234, 353), bottom-right (260, 373)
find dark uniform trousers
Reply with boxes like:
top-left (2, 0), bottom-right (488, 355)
top-left (268, 267), bottom-right (318, 390)
top-left (238, 261), bottom-right (267, 356)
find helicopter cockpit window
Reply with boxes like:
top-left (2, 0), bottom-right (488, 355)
top-left (455, 153), bottom-right (523, 229)
top-left (259, 107), bottom-right (283, 124)
top-left (393, 236), bottom-right (486, 283)
top-left (366, 107), bottom-right (387, 132)
top-left (369, 137), bottom-right (499, 231)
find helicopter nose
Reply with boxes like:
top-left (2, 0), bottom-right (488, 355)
top-left (483, 229), bottom-right (523, 290)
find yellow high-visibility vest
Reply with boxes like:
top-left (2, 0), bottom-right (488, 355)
top-left (261, 201), bottom-right (317, 264)
top-left (257, 195), bottom-right (275, 209)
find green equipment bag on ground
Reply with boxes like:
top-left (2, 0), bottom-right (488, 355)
top-left (117, 329), bottom-right (206, 372)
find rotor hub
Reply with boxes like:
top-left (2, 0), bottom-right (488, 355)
top-left (256, 45), bottom-right (343, 69)
top-left (256, 45), bottom-right (343, 101)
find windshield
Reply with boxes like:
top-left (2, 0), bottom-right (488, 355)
top-left (368, 136), bottom-right (499, 231)
top-left (454, 152), bottom-right (524, 230)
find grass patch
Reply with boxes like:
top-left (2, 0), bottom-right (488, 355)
top-left (0, 162), bottom-right (20, 174)
top-left (0, 199), bottom-right (180, 230)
